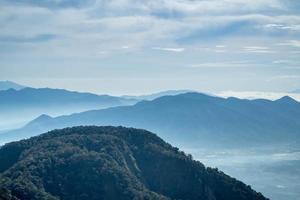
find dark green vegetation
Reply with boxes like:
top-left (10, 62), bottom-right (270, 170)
top-left (2, 92), bottom-right (300, 148)
top-left (0, 126), bottom-right (267, 200)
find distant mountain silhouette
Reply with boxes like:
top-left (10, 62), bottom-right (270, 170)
top-left (0, 87), bottom-right (138, 131)
top-left (291, 89), bottom-right (300, 93)
top-left (275, 96), bottom-right (299, 104)
top-left (122, 89), bottom-right (196, 100)
top-left (0, 87), bottom-right (137, 108)
top-left (0, 81), bottom-right (25, 91)
top-left (0, 126), bottom-right (267, 200)
top-left (2, 92), bottom-right (299, 148)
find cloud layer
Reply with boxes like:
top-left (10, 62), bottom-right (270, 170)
top-left (0, 0), bottom-right (300, 94)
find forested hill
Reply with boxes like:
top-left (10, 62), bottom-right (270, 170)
top-left (0, 126), bottom-right (267, 200)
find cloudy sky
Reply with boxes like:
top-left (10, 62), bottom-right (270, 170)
top-left (0, 0), bottom-right (300, 95)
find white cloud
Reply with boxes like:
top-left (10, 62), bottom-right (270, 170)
top-left (215, 45), bottom-right (226, 52)
top-left (0, 0), bottom-right (300, 95)
top-left (1, 1), bottom-right (299, 57)
top-left (152, 47), bottom-right (185, 52)
top-left (243, 46), bottom-right (275, 53)
top-left (267, 75), bottom-right (300, 81)
top-left (272, 60), bottom-right (290, 64)
top-left (190, 61), bottom-right (254, 68)
top-left (144, 0), bottom-right (285, 16)
top-left (244, 46), bottom-right (269, 50)
top-left (277, 40), bottom-right (300, 47)
top-left (190, 59), bottom-right (300, 68)
top-left (214, 50), bottom-right (227, 53)
top-left (264, 23), bottom-right (300, 31)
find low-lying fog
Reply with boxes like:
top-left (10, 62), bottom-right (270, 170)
top-left (184, 146), bottom-right (300, 200)
top-left (0, 104), bottom-right (118, 132)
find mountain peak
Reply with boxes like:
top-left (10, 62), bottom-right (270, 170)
top-left (0, 80), bottom-right (25, 91)
top-left (37, 114), bottom-right (52, 120)
top-left (275, 96), bottom-right (298, 103)
top-left (122, 89), bottom-right (196, 100)
top-left (27, 114), bottom-right (53, 126)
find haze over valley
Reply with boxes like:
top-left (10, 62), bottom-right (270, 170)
top-left (0, 81), bottom-right (300, 200)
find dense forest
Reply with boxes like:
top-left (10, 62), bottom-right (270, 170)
top-left (0, 126), bottom-right (268, 200)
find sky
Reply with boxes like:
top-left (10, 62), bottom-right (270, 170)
top-left (0, 0), bottom-right (300, 95)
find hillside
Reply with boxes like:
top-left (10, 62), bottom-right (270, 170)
top-left (0, 126), bottom-right (267, 200)
top-left (2, 92), bottom-right (300, 148)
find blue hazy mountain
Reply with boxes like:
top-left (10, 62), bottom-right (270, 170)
top-left (0, 87), bottom-right (137, 108)
top-left (122, 89), bottom-right (196, 100)
top-left (0, 80), bottom-right (25, 91)
top-left (2, 92), bottom-right (299, 148)
top-left (291, 89), bottom-right (300, 93)
top-left (0, 87), bottom-right (138, 131)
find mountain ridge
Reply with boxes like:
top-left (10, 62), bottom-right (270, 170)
top-left (0, 81), bottom-right (25, 91)
top-left (0, 87), bottom-right (139, 131)
top-left (121, 89), bottom-right (196, 100)
top-left (1, 92), bottom-right (299, 148)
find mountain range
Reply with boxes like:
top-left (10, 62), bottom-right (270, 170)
top-left (0, 87), bottom-right (137, 131)
top-left (2, 92), bottom-right (299, 148)
top-left (122, 89), bottom-right (196, 100)
top-left (0, 126), bottom-right (267, 200)
top-left (0, 81), bottom-right (193, 132)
